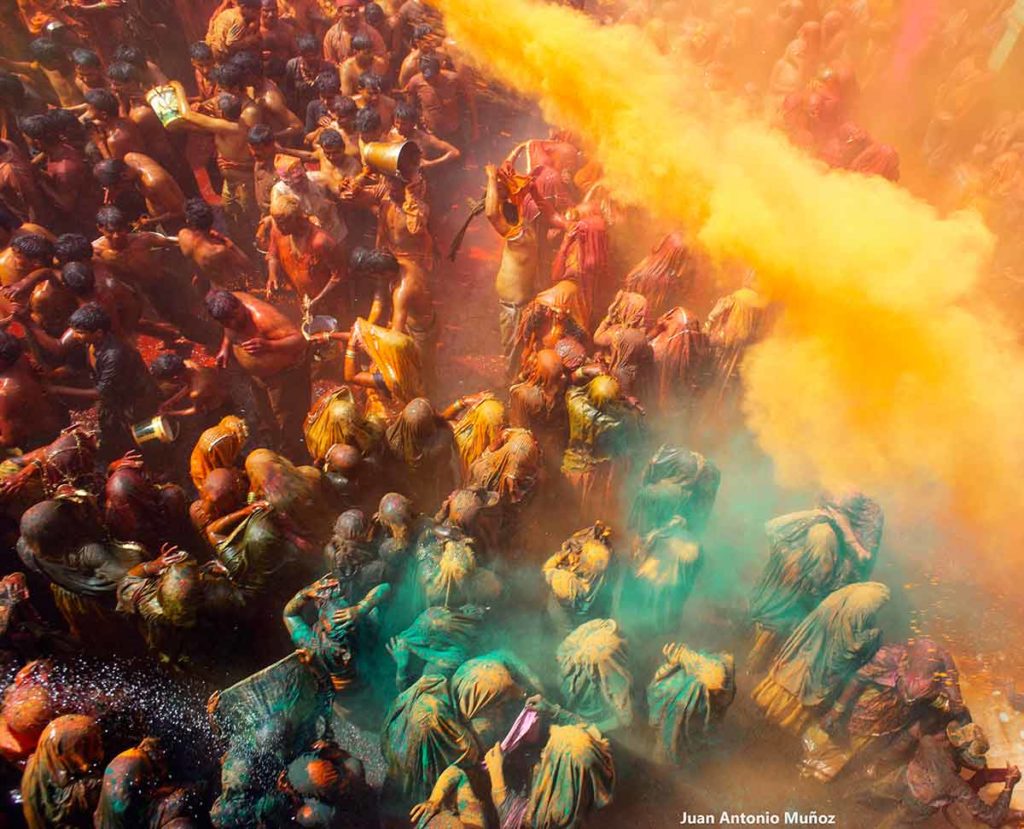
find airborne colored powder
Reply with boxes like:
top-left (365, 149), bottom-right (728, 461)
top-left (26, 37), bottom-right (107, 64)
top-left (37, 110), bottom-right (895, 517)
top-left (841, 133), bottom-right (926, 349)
top-left (437, 0), bottom-right (1024, 555)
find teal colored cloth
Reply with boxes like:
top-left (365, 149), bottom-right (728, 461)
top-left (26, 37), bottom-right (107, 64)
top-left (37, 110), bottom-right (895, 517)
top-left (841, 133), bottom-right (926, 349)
top-left (451, 649), bottom-right (543, 748)
top-left (629, 445), bottom-right (720, 536)
top-left (646, 649), bottom-right (735, 764)
top-left (770, 581), bottom-right (890, 707)
top-left (394, 605), bottom-right (487, 689)
top-left (93, 748), bottom-right (158, 829)
top-left (380, 675), bottom-right (479, 807)
top-left (556, 619), bottom-right (634, 733)
top-left (523, 724), bottom-right (615, 829)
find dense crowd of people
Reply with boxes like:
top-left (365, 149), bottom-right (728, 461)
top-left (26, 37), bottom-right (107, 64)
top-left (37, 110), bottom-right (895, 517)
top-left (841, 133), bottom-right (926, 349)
top-left (0, 0), bottom-right (1022, 825)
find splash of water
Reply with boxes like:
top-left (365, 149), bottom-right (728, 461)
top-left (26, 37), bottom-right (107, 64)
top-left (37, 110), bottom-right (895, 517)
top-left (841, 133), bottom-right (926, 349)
top-left (437, 0), bottom-right (1024, 559)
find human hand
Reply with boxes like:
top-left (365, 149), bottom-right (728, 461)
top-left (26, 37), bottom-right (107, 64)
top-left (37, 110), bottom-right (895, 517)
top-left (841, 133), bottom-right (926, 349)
top-left (1007, 765), bottom-right (1021, 786)
top-left (484, 741), bottom-right (504, 770)
top-left (215, 348), bottom-right (230, 369)
top-left (525, 694), bottom-right (557, 716)
top-left (409, 799), bottom-right (440, 825)
top-left (240, 337), bottom-right (269, 355)
top-left (158, 544), bottom-right (188, 567)
top-left (109, 449), bottom-right (144, 472)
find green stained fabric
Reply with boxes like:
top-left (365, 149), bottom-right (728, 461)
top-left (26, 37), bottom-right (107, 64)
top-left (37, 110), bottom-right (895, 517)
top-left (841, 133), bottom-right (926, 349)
top-left (629, 445), bottom-right (720, 536)
top-left (215, 507), bottom-right (299, 599)
top-left (395, 605), bottom-right (487, 689)
top-left (770, 581), bottom-right (890, 707)
top-left (380, 675), bottom-right (479, 805)
top-left (556, 619), bottom-right (634, 732)
top-left (561, 387), bottom-right (637, 472)
top-left (646, 647), bottom-right (735, 764)
top-left (451, 649), bottom-right (543, 747)
top-left (523, 724), bottom-right (614, 829)
top-left (616, 517), bottom-right (701, 637)
top-left (93, 746), bottom-right (159, 829)
top-left (749, 511), bottom-right (842, 638)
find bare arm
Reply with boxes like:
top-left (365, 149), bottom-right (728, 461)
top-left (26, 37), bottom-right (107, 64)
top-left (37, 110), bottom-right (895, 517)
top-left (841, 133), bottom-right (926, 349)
top-left (484, 165), bottom-right (513, 236)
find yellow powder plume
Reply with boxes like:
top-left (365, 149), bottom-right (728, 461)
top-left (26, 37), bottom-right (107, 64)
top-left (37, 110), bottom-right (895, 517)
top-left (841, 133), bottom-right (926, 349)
top-left (437, 0), bottom-right (1024, 550)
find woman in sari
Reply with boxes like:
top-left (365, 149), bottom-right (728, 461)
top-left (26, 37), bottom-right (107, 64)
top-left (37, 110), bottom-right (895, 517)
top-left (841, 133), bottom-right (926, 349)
top-left (17, 497), bottom-right (143, 647)
top-left (511, 281), bottom-right (589, 376)
top-left (0, 660), bottom-right (59, 767)
top-left (647, 642), bottom-right (735, 764)
top-left (451, 649), bottom-right (543, 748)
top-left (556, 618), bottom-right (634, 734)
top-left (802, 637), bottom-right (966, 783)
top-left (244, 447), bottom-right (330, 546)
top-left (616, 517), bottom-right (702, 639)
top-left (303, 385), bottom-right (382, 465)
top-left (416, 536), bottom-right (502, 611)
top-left (623, 232), bottom-right (695, 318)
top-left (344, 317), bottom-right (425, 424)
top-left (21, 714), bottom-right (103, 829)
top-left (543, 523), bottom-right (614, 636)
top-left (629, 445), bottom-right (720, 537)
top-left (509, 349), bottom-right (568, 477)
top-left (385, 398), bottom-right (459, 510)
top-left (704, 286), bottom-right (769, 406)
top-left (561, 375), bottom-right (642, 524)
top-left (550, 202), bottom-right (609, 325)
top-left (648, 306), bottom-right (711, 414)
top-left (445, 393), bottom-right (508, 483)
top-left (752, 581), bottom-right (890, 735)
top-left (380, 674), bottom-right (480, 811)
top-left (390, 604), bottom-right (488, 691)
top-left (488, 720), bottom-right (615, 829)
top-left (592, 291), bottom-right (649, 345)
top-left (93, 737), bottom-right (167, 829)
top-left (748, 490), bottom-right (884, 672)
top-left (189, 414), bottom-right (249, 491)
top-left (466, 427), bottom-right (543, 511)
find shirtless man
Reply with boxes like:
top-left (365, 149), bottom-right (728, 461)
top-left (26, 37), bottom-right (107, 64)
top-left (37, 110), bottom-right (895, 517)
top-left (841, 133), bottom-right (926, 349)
top-left (92, 205), bottom-right (212, 345)
top-left (485, 163), bottom-right (542, 363)
top-left (93, 155), bottom-right (186, 232)
top-left (0, 140), bottom-right (51, 227)
top-left (403, 54), bottom-right (478, 146)
top-left (104, 61), bottom-right (182, 180)
top-left (230, 50), bottom-right (303, 143)
top-left (388, 100), bottom-right (460, 170)
top-left (259, 0), bottom-right (297, 65)
top-left (205, 289), bottom-right (309, 457)
top-left (83, 88), bottom-right (145, 160)
top-left (0, 330), bottom-right (65, 451)
top-left (347, 150), bottom-right (434, 280)
top-left (71, 48), bottom-right (105, 98)
top-left (396, 24), bottom-right (456, 88)
top-left (149, 351), bottom-right (230, 420)
top-left (178, 198), bottom-right (260, 292)
top-left (266, 188), bottom-right (346, 316)
top-left (0, 232), bottom-right (53, 296)
top-left (353, 71), bottom-right (395, 132)
top-left (172, 86), bottom-right (259, 250)
top-left (339, 33), bottom-right (388, 96)
top-left (314, 129), bottom-right (360, 192)
top-left (18, 113), bottom-right (95, 230)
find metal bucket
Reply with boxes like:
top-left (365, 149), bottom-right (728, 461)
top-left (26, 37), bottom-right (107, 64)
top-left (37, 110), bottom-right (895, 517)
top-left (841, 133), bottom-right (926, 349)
top-left (145, 85), bottom-right (185, 129)
top-left (131, 415), bottom-right (180, 446)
